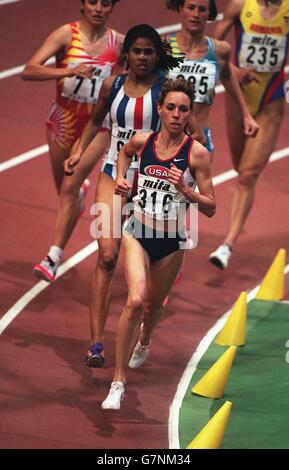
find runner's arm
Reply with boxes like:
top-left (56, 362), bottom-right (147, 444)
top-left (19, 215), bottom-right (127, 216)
top-left (22, 25), bottom-right (92, 81)
top-left (214, 0), bottom-right (243, 40)
top-left (115, 133), bottom-right (149, 196)
top-left (167, 141), bottom-right (216, 218)
top-left (63, 77), bottom-right (113, 174)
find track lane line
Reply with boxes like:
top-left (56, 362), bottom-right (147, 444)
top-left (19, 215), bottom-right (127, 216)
top-left (1, 149), bottom-right (288, 334)
top-left (0, 145), bottom-right (48, 172)
top-left (168, 264), bottom-right (289, 449)
top-left (0, 241), bottom-right (98, 335)
top-left (0, 0), bottom-right (22, 5)
top-left (0, 18), bottom-right (287, 172)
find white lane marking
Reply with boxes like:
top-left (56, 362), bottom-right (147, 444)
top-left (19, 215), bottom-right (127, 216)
top-left (1, 149), bottom-right (288, 336)
top-left (0, 57), bottom-right (54, 80)
top-left (212, 147), bottom-right (289, 186)
top-left (0, 18), bottom-right (288, 173)
top-left (0, 241), bottom-right (98, 335)
top-left (0, 145), bottom-right (48, 173)
top-left (168, 265), bottom-right (289, 449)
top-left (0, 0), bottom-right (22, 5)
top-left (1, 115), bottom-right (288, 176)
top-left (1, 15), bottom-right (288, 81)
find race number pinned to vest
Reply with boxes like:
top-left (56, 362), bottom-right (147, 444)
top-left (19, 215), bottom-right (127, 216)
top-left (239, 33), bottom-right (286, 72)
top-left (106, 125), bottom-right (145, 168)
top-left (62, 63), bottom-right (112, 103)
top-left (134, 174), bottom-right (183, 221)
top-left (169, 60), bottom-right (217, 104)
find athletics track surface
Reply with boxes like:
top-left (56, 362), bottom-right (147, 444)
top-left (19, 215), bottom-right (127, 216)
top-left (0, 0), bottom-right (288, 450)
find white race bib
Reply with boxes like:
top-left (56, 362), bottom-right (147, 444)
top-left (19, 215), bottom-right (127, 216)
top-left (134, 174), bottom-right (183, 221)
top-left (62, 63), bottom-right (112, 103)
top-left (169, 60), bottom-right (217, 103)
top-left (106, 125), bottom-right (147, 168)
top-left (239, 32), bottom-right (286, 72)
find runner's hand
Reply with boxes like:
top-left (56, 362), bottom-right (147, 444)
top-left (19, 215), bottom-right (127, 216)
top-left (64, 153), bottom-right (81, 176)
top-left (115, 177), bottom-right (132, 196)
top-left (168, 164), bottom-right (185, 192)
top-left (236, 67), bottom-right (260, 86)
top-left (243, 115), bottom-right (260, 137)
top-left (67, 64), bottom-right (93, 79)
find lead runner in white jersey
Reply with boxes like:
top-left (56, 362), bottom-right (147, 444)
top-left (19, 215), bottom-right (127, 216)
top-left (64, 25), bottom-right (182, 371)
top-left (101, 78), bottom-right (216, 411)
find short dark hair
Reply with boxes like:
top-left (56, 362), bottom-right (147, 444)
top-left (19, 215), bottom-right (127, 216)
top-left (80, 0), bottom-right (120, 6)
top-left (165, 0), bottom-right (218, 21)
top-left (122, 24), bottom-right (183, 72)
top-left (158, 78), bottom-right (195, 109)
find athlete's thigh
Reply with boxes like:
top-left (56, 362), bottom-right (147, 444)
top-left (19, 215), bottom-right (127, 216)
top-left (46, 132), bottom-right (71, 192)
top-left (122, 233), bottom-right (149, 298)
top-left (146, 250), bottom-right (185, 307)
top-left (225, 93), bottom-right (246, 170)
top-left (239, 99), bottom-right (285, 173)
top-left (93, 171), bottom-right (126, 246)
top-left (61, 131), bottom-right (110, 191)
top-left (72, 131), bottom-right (111, 182)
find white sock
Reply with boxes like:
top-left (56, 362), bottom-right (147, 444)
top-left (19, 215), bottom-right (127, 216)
top-left (48, 246), bottom-right (63, 265)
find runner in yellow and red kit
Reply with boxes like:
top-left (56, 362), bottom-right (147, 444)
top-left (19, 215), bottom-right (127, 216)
top-left (209, 0), bottom-right (289, 269)
top-left (22, 0), bottom-right (124, 283)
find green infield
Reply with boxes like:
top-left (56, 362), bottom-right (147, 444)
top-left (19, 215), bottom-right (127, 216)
top-left (180, 300), bottom-right (289, 449)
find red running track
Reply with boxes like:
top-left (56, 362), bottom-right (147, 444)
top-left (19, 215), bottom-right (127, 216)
top-left (0, 0), bottom-right (288, 449)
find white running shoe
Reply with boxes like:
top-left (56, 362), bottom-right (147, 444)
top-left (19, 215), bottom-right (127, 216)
top-left (209, 244), bottom-right (232, 270)
top-left (101, 381), bottom-right (125, 410)
top-left (128, 341), bottom-right (150, 369)
top-left (33, 255), bottom-right (59, 282)
top-left (79, 178), bottom-right (90, 215)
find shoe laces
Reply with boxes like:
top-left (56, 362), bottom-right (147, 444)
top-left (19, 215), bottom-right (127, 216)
top-left (220, 244), bottom-right (231, 255)
top-left (89, 342), bottom-right (103, 355)
top-left (134, 342), bottom-right (150, 357)
top-left (45, 255), bottom-right (55, 267)
top-left (110, 381), bottom-right (124, 395)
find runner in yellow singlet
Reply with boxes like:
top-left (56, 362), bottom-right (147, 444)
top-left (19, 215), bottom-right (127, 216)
top-left (209, 0), bottom-right (289, 269)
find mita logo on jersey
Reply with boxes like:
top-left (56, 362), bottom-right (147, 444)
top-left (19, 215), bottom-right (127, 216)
top-left (179, 63), bottom-right (208, 74)
top-left (117, 129), bottom-right (136, 139)
top-left (142, 178), bottom-right (171, 191)
top-left (144, 165), bottom-right (169, 179)
top-left (251, 35), bottom-right (279, 46)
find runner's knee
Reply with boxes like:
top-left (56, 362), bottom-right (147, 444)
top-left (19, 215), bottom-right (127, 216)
top-left (98, 249), bottom-right (119, 272)
top-left (60, 178), bottom-right (80, 199)
top-left (126, 294), bottom-right (144, 318)
top-left (238, 166), bottom-right (261, 187)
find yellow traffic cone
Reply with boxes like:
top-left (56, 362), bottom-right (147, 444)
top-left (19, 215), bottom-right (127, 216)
top-left (187, 401), bottom-right (232, 449)
top-left (192, 346), bottom-right (237, 399)
top-left (215, 292), bottom-right (247, 346)
top-left (256, 249), bottom-right (286, 301)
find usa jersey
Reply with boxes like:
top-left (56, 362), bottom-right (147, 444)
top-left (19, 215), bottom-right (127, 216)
top-left (104, 74), bottom-right (167, 166)
top-left (134, 132), bottom-right (196, 221)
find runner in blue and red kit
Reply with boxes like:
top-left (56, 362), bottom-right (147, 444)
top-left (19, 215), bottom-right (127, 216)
top-left (64, 24), bottom-right (182, 369)
top-left (101, 78), bottom-right (216, 410)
